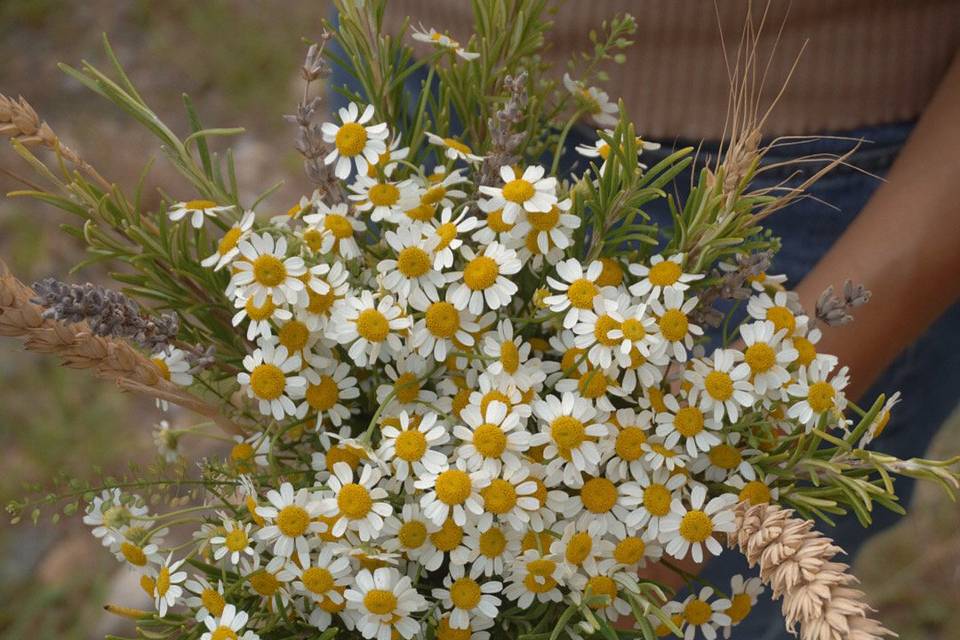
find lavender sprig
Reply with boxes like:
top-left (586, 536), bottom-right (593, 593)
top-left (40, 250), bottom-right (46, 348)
top-left (816, 279), bottom-right (871, 326)
top-left (480, 72), bottom-right (528, 185)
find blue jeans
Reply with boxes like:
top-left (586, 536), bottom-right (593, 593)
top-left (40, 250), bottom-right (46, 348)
top-left (331, 52), bottom-right (959, 637)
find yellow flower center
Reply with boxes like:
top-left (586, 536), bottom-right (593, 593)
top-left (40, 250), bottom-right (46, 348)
top-left (708, 444), bottom-right (741, 470)
top-left (615, 426), bottom-right (647, 461)
top-left (318, 586), bottom-right (347, 613)
top-left (502, 178), bottom-right (535, 204)
top-left (614, 537), bottom-right (646, 565)
top-left (679, 510), bottom-right (713, 543)
top-left (218, 227), bottom-right (243, 255)
top-left (326, 445), bottom-right (361, 472)
top-left (302, 228), bottom-right (324, 252)
top-left (478, 528), bottom-right (507, 557)
top-left (421, 185), bottom-right (447, 205)
top-left (499, 340), bottom-right (520, 373)
top-left (527, 206), bottom-right (560, 231)
top-left (597, 142), bottom-right (611, 160)
top-left (585, 576), bottom-right (617, 608)
top-left (277, 505), bottom-right (310, 537)
top-left (581, 478), bottom-right (617, 513)
top-left (473, 423), bottom-right (508, 459)
top-left (363, 589), bottom-right (398, 616)
top-left (306, 288), bottom-right (337, 316)
top-left (567, 278), bottom-right (598, 309)
top-left (394, 429), bottom-right (428, 462)
top-left (278, 319), bottom-right (310, 353)
top-left (249, 363), bottom-right (286, 400)
top-left (425, 301), bottom-right (460, 338)
top-left (368, 183), bottom-right (400, 207)
top-left (244, 297), bottom-right (276, 321)
top-left (565, 532), bottom-right (593, 565)
top-left (530, 478), bottom-right (549, 506)
top-left (434, 222), bottom-right (458, 251)
top-left (704, 370), bottom-right (734, 401)
top-left (202, 589), bottom-right (225, 616)
top-left (356, 308), bottom-right (390, 342)
top-left (337, 484), bottom-right (373, 519)
top-left (647, 260), bottom-right (682, 287)
top-left (306, 376), bottom-right (339, 411)
top-left (684, 598), bottom-right (713, 625)
top-left (486, 209), bottom-right (514, 233)
top-left (745, 342), bottom-right (776, 373)
top-left (658, 309), bottom-right (689, 342)
top-left (578, 369), bottom-right (609, 398)
top-left (739, 480), bottom-right (772, 505)
top-left (450, 577), bottom-right (482, 610)
top-left (231, 442), bottom-right (254, 464)
top-left (807, 381), bottom-right (836, 413)
top-left (437, 617), bottom-right (472, 640)
top-left (152, 357), bottom-right (171, 381)
top-left (521, 531), bottom-right (552, 552)
top-left (597, 258), bottom-right (623, 287)
top-left (211, 626), bottom-right (238, 640)
top-left (443, 138), bottom-right (473, 155)
top-left (647, 386), bottom-right (668, 412)
top-left (406, 202), bottom-right (436, 221)
top-left (300, 566), bottom-right (335, 595)
top-left (793, 336), bottom-right (816, 366)
top-left (430, 518), bottom-right (464, 551)
top-left (397, 246), bottom-right (431, 278)
top-left (390, 373), bottom-right (419, 405)
top-left (766, 305), bottom-right (795, 334)
top-left (643, 484), bottom-right (672, 517)
top-left (463, 255), bottom-right (499, 291)
top-left (156, 566), bottom-right (170, 596)
top-left (551, 415), bottom-right (586, 450)
top-left (398, 520), bottom-right (428, 549)
top-left (726, 593), bottom-right (753, 624)
top-left (185, 199), bottom-right (217, 210)
top-left (334, 122), bottom-right (367, 157)
top-left (523, 559), bottom-right (558, 593)
top-left (140, 574), bottom-right (156, 596)
top-left (324, 213), bottom-right (354, 239)
top-left (482, 478), bottom-right (518, 514)
top-left (252, 254), bottom-right (286, 287)
top-left (120, 542), bottom-right (147, 566)
top-left (674, 406), bottom-right (705, 437)
top-left (561, 347), bottom-right (585, 373)
top-left (435, 469), bottom-right (473, 505)
top-left (620, 318), bottom-right (646, 342)
top-left (594, 315), bottom-right (621, 347)
top-left (225, 527), bottom-right (249, 552)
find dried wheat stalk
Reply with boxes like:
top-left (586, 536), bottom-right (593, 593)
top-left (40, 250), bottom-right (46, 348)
top-left (0, 258), bottom-right (241, 435)
top-left (728, 501), bottom-right (896, 640)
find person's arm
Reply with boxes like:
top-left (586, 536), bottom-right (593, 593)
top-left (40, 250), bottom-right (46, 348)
top-left (793, 50), bottom-right (960, 400)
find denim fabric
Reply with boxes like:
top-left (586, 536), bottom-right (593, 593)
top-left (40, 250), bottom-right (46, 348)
top-left (331, 46), bottom-right (959, 638)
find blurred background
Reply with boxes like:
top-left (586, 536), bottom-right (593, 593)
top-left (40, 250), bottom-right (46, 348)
top-left (0, 2), bottom-right (958, 639)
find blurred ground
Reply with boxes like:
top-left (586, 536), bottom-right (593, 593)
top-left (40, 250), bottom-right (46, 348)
top-left (0, 2), bottom-right (958, 639)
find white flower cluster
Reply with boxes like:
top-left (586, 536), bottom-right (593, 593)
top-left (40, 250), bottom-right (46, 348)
top-left (124, 101), bottom-right (857, 640)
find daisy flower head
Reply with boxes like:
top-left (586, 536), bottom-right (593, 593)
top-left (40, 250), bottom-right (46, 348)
top-left (604, 407), bottom-right (655, 482)
top-left (110, 528), bottom-right (164, 570)
top-left (568, 562), bottom-right (633, 623)
top-left (231, 232), bottom-right (306, 306)
top-left (365, 133), bottom-right (410, 178)
top-left (409, 287), bottom-right (481, 362)
top-left (786, 360), bottom-right (850, 430)
top-left (660, 485), bottom-right (738, 563)
top-left (426, 131), bottom-right (484, 163)
top-left (454, 399), bottom-right (529, 475)
top-left (677, 587), bottom-right (732, 640)
top-left (478, 165), bottom-right (557, 225)
top-left (319, 462), bottom-right (392, 541)
top-left (435, 615), bottom-right (494, 640)
top-left (641, 436), bottom-right (689, 472)
top-left (152, 553), bottom-right (188, 617)
top-left (609, 533), bottom-right (663, 572)
top-left (554, 363), bottom-right (625, 413)
top-left (377, 225), bottom-right (448, 306)
top-left (563, 73), bottom-right (619, 126)
top-left (280, 546), bottom-right (351, 613)
top-left (297, 358), bottom-right (359, 431)
top-left (575, 129), bottom-right (662, 173)
top-left (550, 521), bottom-right (615, 574)
top-left (655, 394), bottom-right (723, 458)
top-left (199, 604), bottom-right (260, 640)
top-left (481, 319), bottom-right (546, 390)
top-left (746, 290), bottom-right (804, 337)
top-left (686, 348), bottom-right (755, 423)
top-left (301, 201), bottom-right (365, 259)
top-left (728, 472), bottom-right (780, 507)
top-left (273, 316), bottom-right (320, 361)
top-left (349, 175), bottom-right (420, 223)
top-left (243, 555), bottom-right (293, 608)
top-left (381, 502), bottom-right (443, 570)
top-left (475, 464), bottom-right (541, 532)
top-left (322, 102), bottom-right (389, 179)
top-left (735, 320), bottom-right (798, 396)
top-left (416, 458), bottom-right (490, 527)
top-left (168, 199), bottom-right (234, 229)
top-left (572, 290), bottom-right (633, 369)
top-left (629, 254), bottom-right (704, 300)
top-left (650, 287), bottom-right (703, 361)
top-left (184, 575), bottom-right (225, 622)
top-left (433, 564), bottom-right (502, 630)
top-left (297, 261), bottom-right (350, 332)
top-left (618, 341), bottom-right (670, 394)
top-left (237, 341), bottom-right (305, 420)
top-left (83, 488), bottom-right (147, 547)
top-left (378, 411), bottom-right (449, 484)
top-left (202, 210), bottom-right (255, 270)
top-left (471, 205), bottom-right (517, 245)
top-left (411, 25), bottom-right (480, 60)
top-left (232, 294), bottom-right (292, 341)
top-left (150, 346), bottom-right (194, 387)
top-left (415, 167), bottom-right (469, 211)
top-left (510, 197), bottom-right (578, 255)
top-left (721, 575), bottom-right (764, 637)
top-left (785, 322), bottom-right (838, 372)
top-left (330, 291), bottom-right (411, 367)
top-left (531, 392), bottom-right (607, 487)
top-left (455, 523), bottom-right (522, 579)
top-left (504, 549), bottom-right (567, 608)
top-left (449, 242), bottom-right (521, 314)
top-left (544, 258), bottom-right (606, 329)
top-left (428, 206), bottom-right (479, 270)
top-left (255, 481), bottom-right (323, 558)
top-left (689, 432), bottom-right (758, 483)
top-left (620, 466), bottom-right (687, 538)
top-left (345, 566), bottom-right (428, 640)
top-left (210, 518), bottom-right (255, 566)
top-left (606, 295), bottom-right (660, 357)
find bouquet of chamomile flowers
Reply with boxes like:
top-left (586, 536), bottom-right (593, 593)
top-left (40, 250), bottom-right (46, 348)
top-left (2, 2), bottom-right (958, 640)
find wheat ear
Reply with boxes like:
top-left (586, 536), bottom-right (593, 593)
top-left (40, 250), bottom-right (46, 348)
top-left (728, 501), bottom-right (896, 640)
top-left (0, 258), bottom-right (241, 435)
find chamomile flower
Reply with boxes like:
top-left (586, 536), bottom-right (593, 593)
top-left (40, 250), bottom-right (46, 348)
top-left (504, 550), bottom-right (567, 608)
top-left (455, 523), bottom-right (522, 578)
top-left (435, 615), bottom-right (494, 640)
top-left (231, 232), bottom-right (307, 306)
top-left (787, 360), bottom-right (850, 430)
top-left (555, 364), bottom-right (625, 413)
top-left (481, 320), bottom-right (546, 390)
top-left (152, 553), bottom-right (188, 616)
top-left (381, 502), bottom-right (443, 570)
top-left (377, 412), bottom-right (448, 485)
top-left (551, 521), bottom-right (615, 574)
top-left (618, 342), bottom-right (670, 394)
top-left (544, 259), bottom-right (606, 329)
top-left (563, 73), bottom-right (619, 126)
top-left (656, 395), bottom-right (722, 458)
top-left (319, 462), bottom-right (392, 541)
top-left (472, 206), bottom-right (517, 245)
top-left (345, 567), bottom-right (428, 640)
top-left (279, 546), bottom-right (351, 618)
top-left (84, 489), bottom-right (148, 547)
top-left (428, 206), bottom-right (479, 270)
top-left (350, 175), bottom-right (420, 223)
top-left (232, 295), bottom-right (291, 340)
top-left (200, 604), bottom-right (260, 640)
top-left (568, 562), bottom-right (632, 622)
top-left (322, 102), bottom-right (389, 179)
top-left (378, 225), bottom-right (447, 306)
top-left (531, 392), bottom-right (608, 487)
top-left (572, 290), bottom-right (633, 369)
top-left (416, 459), bottom-right (490, 527)
top-left (785, 323), bottom-right (838, 371)
top-left (301, 202), bottom-right (365, 259)
top-left (255, 482), bottom-right (324, 558)
top-left (479, 165), bottom-right (557, 225)
top-left (426, 131), bottom-right (484, 163)
top-left (449, 243), bottom-right (521, 314)
top-left (721, 575), bottom-right (764, 637)
top-left (735, 320), bottom-right (798, 396)
top-left (210, 518), bottom-right (255, 566)
top-left (566, 473), bottom-right (637, 536)
top-left (243, 555), bottom-right (293, 608)
top-left (412, 25), bottom-right (480, 61)
top-left (609, 533), bottom-right (663, 571)
top-left (297, 358), bottom-right (359, 430)
top-left (237, 342), bottom-right (306, 420)
top-left (475, 465), bottom-right (541, 532)
top-left (297, 261), bottom-right (350, 331)
top-left (620, 467), bottom-right (687, 538)
top-left (433, 564), bottom-right (502, 629)
top-left (202, 210), bottom-right (255, 270)
top-left (184, 575), bottom-right (226, 622)
top-left (152, 420), bottom-right (180, 463)
top-left (111, 531), bottom-right (164, 570)
top-left (273, 317), bottom-right (320, 361)
top-left (660, 485), bottom-right (738, 563)
top-left (604, 408), bottom-right (655, 482)
top-left (416, 167), bottom-right (470, 211)
top-left (650, 288), bottom-right (703, 361)
top-left (330, 291), bottom-right (411, 366)
top-left (641, 436), bottom-right (689, 472)
top-left (677, 587), bottom-right (732, 640)
top-left (410, 288), bottom-right (481, 362)
top-left (728, 472), bottom-right (780, 506)
top-left (629, 254), bottom-right (703, 300)
top-left (690, 432), bottom-right (758, 483)
top-left (150, 347), bottom-right (194, 387)
top-left (746, 290), bottom-right (803, 337)
top-left (511, 197), bottom-right (578, 254)
top-left (168, 199), bottom-right (234, 228)
top-left (686, 349), bottom-right (755, 423)
top-left (453, 400), bottom-right (529, 475)
top-left (575, 129), bottom-right (662, 172)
